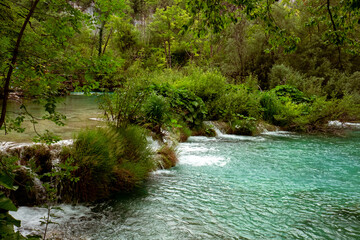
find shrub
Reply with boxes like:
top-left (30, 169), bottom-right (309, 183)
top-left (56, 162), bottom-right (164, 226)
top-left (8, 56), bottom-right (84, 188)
top-left (142, 94), bottom-right (170, 135)
top-left (260, 88), bottom-right (310, 128)
top-left (157, 145), bottom-right (178, 169)
top-left (174, 68), bottom-right (228, 115)
top-left (145, 84), bottom-right (207, 129)
top-left (270, 85), bottom-right (313, 104)
top-left (326, 71), bottom-right (360, 100)
top-left (230, 117), bottom-right (258, 136)
top-left (269, 64), bottom-right (300, 88)
top-left (260, 92), bottom-right (283, 124)
top-left (61, 126), bottom-right (154, 202)
top-left (269, 64), bottom-right (324, 96)
top-left (99, 83), bottom-right (149, 128)
top-left (214, 84), bottom-right (262, 121)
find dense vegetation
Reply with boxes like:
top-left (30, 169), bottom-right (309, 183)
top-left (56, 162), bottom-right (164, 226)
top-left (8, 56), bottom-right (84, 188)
top-left (1, 0), bottom-right (360, 135)
top-left (1, 0), bottom-right (360, 238)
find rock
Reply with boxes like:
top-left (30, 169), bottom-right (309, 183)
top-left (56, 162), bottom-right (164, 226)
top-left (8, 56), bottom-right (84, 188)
top-left (10, 166), bottom-right (46, 206)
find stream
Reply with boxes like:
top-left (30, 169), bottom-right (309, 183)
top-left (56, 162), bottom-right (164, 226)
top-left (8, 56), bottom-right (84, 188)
top-left (10, 130), bottom-right (360, 239)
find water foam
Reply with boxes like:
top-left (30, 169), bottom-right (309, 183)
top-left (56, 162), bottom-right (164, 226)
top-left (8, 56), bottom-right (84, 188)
top-left (179, 155), bottom-right (229, 167)
top-left (261, 130), bottom-right (294, 137)
top-left (328, 120), bottom-right (360, 128)
top-left (10, 205), bottom-right (93, 238)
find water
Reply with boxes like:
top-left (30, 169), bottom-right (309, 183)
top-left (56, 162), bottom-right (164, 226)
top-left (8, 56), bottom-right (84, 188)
top-left (12, 131), bottom-right (360, 239)
top-left (1, 95), bottom-right (103, 142)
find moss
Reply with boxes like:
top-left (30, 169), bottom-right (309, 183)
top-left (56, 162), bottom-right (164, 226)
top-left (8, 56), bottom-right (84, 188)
top-left (20, 145), bottom-right (52, 176)
top-left (9, 167), bottom-right (46, 206)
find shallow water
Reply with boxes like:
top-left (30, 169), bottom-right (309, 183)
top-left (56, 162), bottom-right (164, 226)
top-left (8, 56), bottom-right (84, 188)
top-left (12, 131), bottom-right (360, 239)
top-left (0, 95), bottom-right (103, 142)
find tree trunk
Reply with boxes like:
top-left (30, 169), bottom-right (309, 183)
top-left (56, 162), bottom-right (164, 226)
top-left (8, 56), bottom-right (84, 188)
top-left (210, 34), bottom-right (213, 58)
top-left (102, 27), bottom-right (113, 55)
top-left (163, 41), bottom-right (169, 68)
top-left (326, 0), bottom-right (342, 67)
top-left (0, 0), bottom-right (40, 130)
top-left (168, 38), bottom-right (171, 68)
top-left (98, 21), bottom-right (106, 57)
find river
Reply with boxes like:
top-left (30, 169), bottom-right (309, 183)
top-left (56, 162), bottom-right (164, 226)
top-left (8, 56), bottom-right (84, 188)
top-left (1, 94), bottom-right (102, 142)
top-left (11, 130), bottom-right (360, 239)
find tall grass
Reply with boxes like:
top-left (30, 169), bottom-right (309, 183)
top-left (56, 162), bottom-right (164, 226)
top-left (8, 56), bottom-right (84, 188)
top-left (61, 126), bottom-right (154, 202)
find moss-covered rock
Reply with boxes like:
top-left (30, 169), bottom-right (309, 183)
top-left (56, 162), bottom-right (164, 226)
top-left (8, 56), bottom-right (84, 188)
top-left (9, 166), bottom-right (46, 206)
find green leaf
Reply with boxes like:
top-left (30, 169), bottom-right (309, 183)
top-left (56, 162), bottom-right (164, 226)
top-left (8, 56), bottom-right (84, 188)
top-left (0, 212), bottom-right (21, 227)
top-left (0, 193), bottom-right (17, 211)
top-left (0, 172), bottom-right (15, 190)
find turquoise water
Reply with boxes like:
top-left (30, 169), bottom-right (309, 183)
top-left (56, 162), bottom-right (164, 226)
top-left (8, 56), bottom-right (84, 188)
top-left (35, 131), bottom-right (359, 240)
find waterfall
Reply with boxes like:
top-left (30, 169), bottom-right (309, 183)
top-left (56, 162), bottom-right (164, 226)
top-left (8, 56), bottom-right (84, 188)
top-left (204, 121), bottom-right (224, 137)
top-left (212, 124), bottom-right (225, 137)
top-left (146, 136), bottom-right (161, 151)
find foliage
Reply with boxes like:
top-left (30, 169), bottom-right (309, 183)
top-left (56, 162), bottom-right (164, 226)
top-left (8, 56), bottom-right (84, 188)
top-left (61, 126), bottom-right (154, 202)
top-left (0, 156), bottom-right (41, 240)
top-left (229, 116), bottom-right (258, 136)
top-left (149, 3), bottom-right (190, 68)
top-left (174, 68), bottom-right (227, 118)
top-left (214, 84), bottom-right (262, 121)
top-left (145, 84), bottom-right (207, 129)
top-left (99, 83), bottom-right (149, 128)
top-left (269, 64), bottom-right (324, 96)
top-left (142, 94), bottom-right (170, 134)
top-left (269, 85), bottom-right (314, 104)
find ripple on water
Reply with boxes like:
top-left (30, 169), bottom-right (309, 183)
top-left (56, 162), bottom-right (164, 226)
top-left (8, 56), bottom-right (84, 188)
top-left (11, 132), bottom-right (360, 239)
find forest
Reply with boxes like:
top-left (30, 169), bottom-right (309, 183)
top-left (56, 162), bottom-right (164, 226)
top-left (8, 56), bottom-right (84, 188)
top-left (1, 0), bottom-right (360, 239)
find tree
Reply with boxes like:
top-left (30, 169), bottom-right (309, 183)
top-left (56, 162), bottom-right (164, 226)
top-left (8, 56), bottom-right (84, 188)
top-left (0, 0), bottom-right (82, 133)
top-left (149, 4), bottom-right (189, 68)
top-left (90, 0), bottom-right (126, 56)
top-left (303, 0), bottom-right (360, 67)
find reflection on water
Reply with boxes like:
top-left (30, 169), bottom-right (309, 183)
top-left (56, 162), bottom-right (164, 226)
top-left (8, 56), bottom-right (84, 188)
top-left (0, 95), bottom-right (103, 142)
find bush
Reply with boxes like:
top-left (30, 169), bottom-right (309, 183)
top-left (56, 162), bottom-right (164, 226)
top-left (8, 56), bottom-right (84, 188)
top-left (260, 93), bottom-right (360, 132)
top-left (269, 64), bottom-right (324, 96)
top-left (230, 117), bottom-right (258, 136)
top-left (270, 85), bottom-right (313, 104)
top-left (260, 87), bottom-right (310, 128)
top-left (61, 126), bottom-right (154, 202)
top-left (174, 68), bottom-right (228, 116)
top-left (269, 64), bottom-right (301, 88)
top-left (142, 94), bottom-right (170, 135)
top-left (214, 84), bottom-right (262, 121)
top-left (326, 71), bottom-right (360, 100)
top-left (99, 82), bottom-right (150, 128)
top-left (144, 84), bottom-right (207, 129)
top-left (260, 92), bottom-right (283, 124)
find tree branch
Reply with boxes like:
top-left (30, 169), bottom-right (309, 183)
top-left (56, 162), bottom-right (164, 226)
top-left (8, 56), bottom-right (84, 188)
top-left (327, 0), bottom-right (342, 67)
top-left (0, 0), bottom-right (40, 129)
